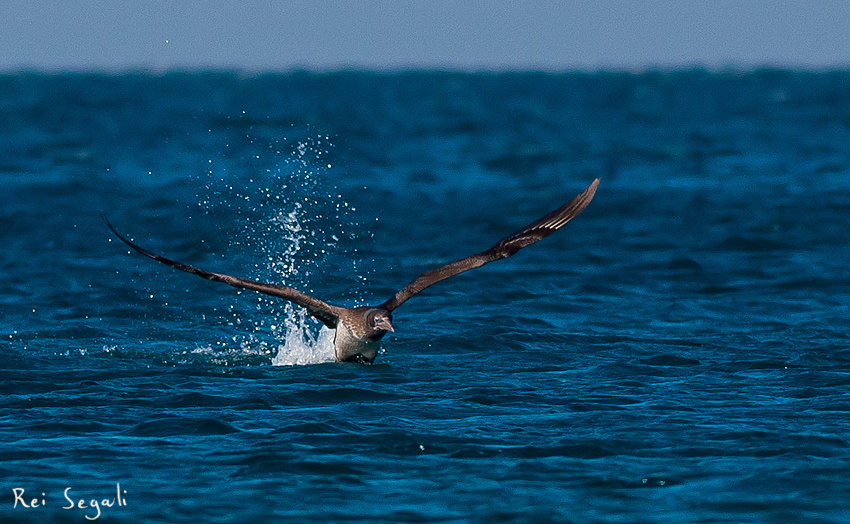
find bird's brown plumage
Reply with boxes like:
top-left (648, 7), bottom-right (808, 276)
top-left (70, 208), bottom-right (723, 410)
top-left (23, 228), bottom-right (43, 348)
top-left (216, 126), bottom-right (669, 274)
top-left (106, 178), bottom-right (599, 363)
top-left (379, 177), bottom-right (598, 311)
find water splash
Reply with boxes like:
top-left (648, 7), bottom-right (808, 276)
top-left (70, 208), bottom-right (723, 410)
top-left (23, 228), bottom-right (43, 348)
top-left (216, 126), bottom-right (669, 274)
top-left (255, 139), bottom-right (342, 365)
top-left (270, 302), bottom-right (335, 366)
top-left (195, 132), bottom-right (355, 366)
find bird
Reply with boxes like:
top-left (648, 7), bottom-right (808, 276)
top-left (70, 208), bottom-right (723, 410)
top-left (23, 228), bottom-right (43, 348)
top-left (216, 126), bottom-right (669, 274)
top-left (106, 178), bottom-right (599, 364)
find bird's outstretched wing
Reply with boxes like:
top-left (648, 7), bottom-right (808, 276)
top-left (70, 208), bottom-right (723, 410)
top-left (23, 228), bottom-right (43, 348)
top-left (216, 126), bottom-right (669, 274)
top-left (104, 215), bottom-right (342, 328)
top-left (380, 178), bottom-right (599, 312)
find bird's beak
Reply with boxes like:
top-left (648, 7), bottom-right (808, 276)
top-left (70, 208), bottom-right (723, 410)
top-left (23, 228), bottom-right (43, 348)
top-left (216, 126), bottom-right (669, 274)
top-left (377, 317), bottom-right (395, 332)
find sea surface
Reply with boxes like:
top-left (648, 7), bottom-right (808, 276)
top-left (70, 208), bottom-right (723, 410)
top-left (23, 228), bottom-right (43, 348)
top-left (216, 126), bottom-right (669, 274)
top-left (2, 70), bottom-right (850, 523)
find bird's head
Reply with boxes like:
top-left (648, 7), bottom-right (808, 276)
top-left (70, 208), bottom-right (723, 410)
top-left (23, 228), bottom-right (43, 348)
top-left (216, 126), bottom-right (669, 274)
top-left (367, 309), bottom-right (395, 337)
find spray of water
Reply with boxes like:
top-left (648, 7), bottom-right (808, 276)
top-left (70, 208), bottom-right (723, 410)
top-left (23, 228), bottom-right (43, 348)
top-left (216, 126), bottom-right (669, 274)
top-left (193, 131), bottom-right (358, 366)
top-left (270, 302), bottom-right (336, 366)
top-left (263, 205), bottom-right (336, 366)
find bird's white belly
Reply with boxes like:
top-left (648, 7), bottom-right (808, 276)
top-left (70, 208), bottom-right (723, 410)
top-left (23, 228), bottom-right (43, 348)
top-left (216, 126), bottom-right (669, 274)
top-left (334, 323), bottom-right (381, 362)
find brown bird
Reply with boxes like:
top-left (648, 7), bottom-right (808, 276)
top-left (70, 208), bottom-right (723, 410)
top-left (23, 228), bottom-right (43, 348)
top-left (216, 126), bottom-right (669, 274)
top-left (106, 178), bottom-right (598, 364)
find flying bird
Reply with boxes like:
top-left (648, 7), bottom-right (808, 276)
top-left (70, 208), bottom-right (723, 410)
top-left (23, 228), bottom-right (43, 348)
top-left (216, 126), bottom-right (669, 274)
top-left (106, 178), bottom-right (599, 364)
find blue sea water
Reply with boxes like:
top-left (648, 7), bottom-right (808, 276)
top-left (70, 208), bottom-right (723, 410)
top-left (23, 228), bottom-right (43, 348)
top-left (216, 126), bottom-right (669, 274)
top-left (2, 70), bottom-right (850, 523)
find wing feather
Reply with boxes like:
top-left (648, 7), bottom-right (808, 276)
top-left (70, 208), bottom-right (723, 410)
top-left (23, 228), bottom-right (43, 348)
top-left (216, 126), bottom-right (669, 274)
top-left (104, 215), bottom-right (341, 328)
top-left (380, 178), bottom-right (598, 311)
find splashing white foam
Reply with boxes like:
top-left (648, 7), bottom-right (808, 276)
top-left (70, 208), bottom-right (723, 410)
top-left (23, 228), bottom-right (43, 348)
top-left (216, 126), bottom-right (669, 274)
top-left (261, 193), bottom-right (337, 365)
top-left (196, 135), bottom-right (356, 367)
top-left (270, 303), bottom-right (336, 366)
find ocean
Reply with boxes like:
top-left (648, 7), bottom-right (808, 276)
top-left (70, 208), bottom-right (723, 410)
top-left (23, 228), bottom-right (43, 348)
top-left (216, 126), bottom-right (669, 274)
top-left (2, 70), bottom-right (850, 523)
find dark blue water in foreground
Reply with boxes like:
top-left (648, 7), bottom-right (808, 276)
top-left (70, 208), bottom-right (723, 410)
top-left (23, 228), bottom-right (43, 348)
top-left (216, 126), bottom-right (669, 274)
top-left (2, 70), bottom-right (850, 523)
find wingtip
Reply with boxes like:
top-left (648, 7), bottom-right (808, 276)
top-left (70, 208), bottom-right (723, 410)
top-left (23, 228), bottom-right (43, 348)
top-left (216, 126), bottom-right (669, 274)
top-left (101, 212), bottom-right (121, 238)
top-left (580, 178), bottom-right (600, 204)
top-left (102, 213), bottom-right (140, 251)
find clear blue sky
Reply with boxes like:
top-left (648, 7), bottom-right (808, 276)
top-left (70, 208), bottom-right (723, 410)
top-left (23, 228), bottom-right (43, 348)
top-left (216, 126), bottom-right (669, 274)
top-left (3, 0), bottom-right (849, 71)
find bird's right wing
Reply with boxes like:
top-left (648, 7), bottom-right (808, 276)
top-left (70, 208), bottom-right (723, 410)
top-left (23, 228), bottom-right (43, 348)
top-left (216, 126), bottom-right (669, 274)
top-left (380, 178), bottom-right (598, 312)
top-left (104, 215), bottom-right (342, 328)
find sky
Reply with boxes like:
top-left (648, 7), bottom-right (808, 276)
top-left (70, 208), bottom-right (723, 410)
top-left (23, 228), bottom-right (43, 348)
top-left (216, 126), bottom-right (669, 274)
top-left (2, 0), bottom-right (850, 72)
